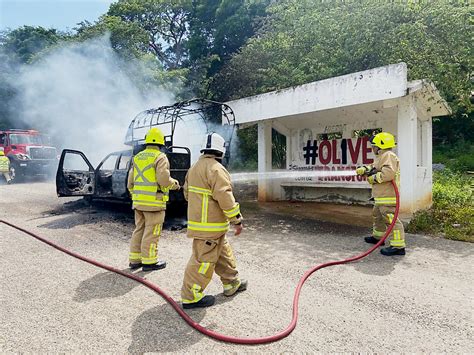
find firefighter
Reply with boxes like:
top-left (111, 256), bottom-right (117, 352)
top-left (127, 127), bottom-right (180, 271)
top-left (181, 132), bottom-right (247, 309)
top-left (356, 132), bottom-right (406, 256)
top-left (0, 150), bottom-right (12, 184)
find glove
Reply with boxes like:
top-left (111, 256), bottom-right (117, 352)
top-left (367, 173), bottom-right (382, 184)
top-left (172, 179), bottom-right (181, 190)
top-left (356, 166), bottom-right (368, 176)
top-left (234, 222), bottom-right (243, 236)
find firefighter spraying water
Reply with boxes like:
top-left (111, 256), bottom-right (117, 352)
top-left (356, 132), bottom-right (406, 256)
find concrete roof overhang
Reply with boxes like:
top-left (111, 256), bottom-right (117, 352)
top-left (225, 62), bottom-right (451, 128)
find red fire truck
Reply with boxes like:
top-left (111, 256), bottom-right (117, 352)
top-left (0, 129), bottom-right (58, 182)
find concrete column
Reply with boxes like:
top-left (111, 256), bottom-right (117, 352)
top-left (422, 119), bottom-right (432, 169)
top-left (420, 118), bottom-right (433, 208)
top-left (286, 133), bottom-right (291, 170)
top-left (258, 121), bottom-right (272, 201)
top-left (397, 96), bottom-right (418, 217)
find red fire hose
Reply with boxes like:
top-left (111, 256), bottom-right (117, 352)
top-left (0, 181), bottom-right (400, 345)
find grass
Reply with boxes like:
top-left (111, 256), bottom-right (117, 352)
top-left (408, 169), bottom-right (474, 242)
top-left (433, 141), bottom-right (474, 172)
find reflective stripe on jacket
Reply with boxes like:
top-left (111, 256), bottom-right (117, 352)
top-left (184, 154), bottom-right (242, 239)
top-left (127, 146), bottom-right (179, 211)
top-left (371, 149), bottom-right (400, 205)
top-left (0, 156), bottom-right (9, 173)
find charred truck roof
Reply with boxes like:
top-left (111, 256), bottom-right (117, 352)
top-left (124, 98), bottom-right (236, 166)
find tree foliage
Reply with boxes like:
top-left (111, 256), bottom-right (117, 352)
top-left (215, 0), bottom-right (472, 146)
top-left (107, 0), bottom-right (192, 69)
top-left (183, 0), bottom-right (270, 98)
top-left (1, 26), bottom-right (62, 64)
top-left (74, 16), bottom-right (150, 60)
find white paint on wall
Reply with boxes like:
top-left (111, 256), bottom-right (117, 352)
top-left (227, 63), bottom-right (407, 125)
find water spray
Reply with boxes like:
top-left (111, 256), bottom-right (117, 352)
top-left (0, 178), bottom-right (400, 345)
top-left (231, 170), bottom-right (357, 183)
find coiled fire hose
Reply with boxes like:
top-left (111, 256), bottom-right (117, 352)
top-left (0, 181), bottom-right (399, 345)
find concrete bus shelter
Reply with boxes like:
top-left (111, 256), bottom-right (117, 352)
top-left (225, 63), bottom-right (451, 218)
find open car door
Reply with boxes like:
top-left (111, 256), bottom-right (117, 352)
top-left (56, 149), bottom-right (95, 197)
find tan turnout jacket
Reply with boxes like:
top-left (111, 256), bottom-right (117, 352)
top-left (371, 149), bottom-right (400, 205)
top-left (127, 146), bottom-right (179, 212)
top-left (184, 154), bottom-right (242, 240)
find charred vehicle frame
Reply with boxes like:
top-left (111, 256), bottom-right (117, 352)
top-left (56, 99), bottom-right (236, 212)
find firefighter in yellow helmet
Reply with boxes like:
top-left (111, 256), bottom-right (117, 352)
top-left (127, 127), bottom-right (180, 271)
top-left (0, 150), bottom-right (12, 184)
top-left (356, 132), bottom-right (406, 256)
top-left (180, 132), bottom-right (247, 309)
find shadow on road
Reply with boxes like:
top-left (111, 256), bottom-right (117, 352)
top-left (37, 199), bottom-right (186, 231)
top-left (351, 251), bottom-right (403, 276)
top-left (128, 304), bottom-right (207, 353)
top-left (73, 269), bottom-right (146, 302)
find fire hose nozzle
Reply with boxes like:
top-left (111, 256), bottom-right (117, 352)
top-left (356, 166), bottom-right (377, 176)
top-left (367, 167), bottom-right (378, 176)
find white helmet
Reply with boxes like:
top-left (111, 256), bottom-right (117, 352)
top-left (201, 132), bottom-right (226, 155)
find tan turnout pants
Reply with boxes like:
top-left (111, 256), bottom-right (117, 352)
top-left (129, 210), bottom-right (165, 265)
top-left (372, 205), bottom-right (406, 248)
top-left (2, 172), bottom-right (11, 182)
top-left (181, 235), bottom-right (238, 304)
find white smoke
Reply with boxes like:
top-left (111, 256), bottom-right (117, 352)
top-left (12, 35), bottom-right (175, 165)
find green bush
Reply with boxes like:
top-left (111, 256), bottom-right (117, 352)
top-left (408, 169), bottom-right (473, 242)
top-left (433, 141), bottom-right (474, 172)
top-left (432, 169), bottom-right (472, 206)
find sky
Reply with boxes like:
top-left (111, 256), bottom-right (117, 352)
top-left (0, 0), bottom-right (114, 31)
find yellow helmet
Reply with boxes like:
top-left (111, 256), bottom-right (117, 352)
top-left (371, 132), bottom-right (396, 149)
top-left (0, 150), bottom-right (4, 156)
top-left (145, 127), bottom-right (165, 145)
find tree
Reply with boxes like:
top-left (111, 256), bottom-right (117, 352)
top-left (107, 0), bottom-right (192, 69)
top-left (186, 0), bottom-right (270, 98)
top-left (75, 16), bottom-right (150, 60)
top-left (1, 26), bottom-right (62, 64)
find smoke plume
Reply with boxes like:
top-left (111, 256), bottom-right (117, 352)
top-left (12, 35), bottom-right (174, 165)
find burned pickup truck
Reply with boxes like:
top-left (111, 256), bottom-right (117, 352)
top-left (55, 99), bottom-right (235, 213)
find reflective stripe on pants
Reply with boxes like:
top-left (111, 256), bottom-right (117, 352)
top-left (181, 235), bottom-right (238, 304)
top-left (372, 205), bottom-right (406, 248)
top-left (129, 209), bottom-right (165, 264)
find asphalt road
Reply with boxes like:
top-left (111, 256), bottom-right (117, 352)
top-left (0, 182), bottom-right (472, 353)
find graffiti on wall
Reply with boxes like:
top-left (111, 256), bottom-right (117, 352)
top-left (289, 132), bottom-right (375, 184)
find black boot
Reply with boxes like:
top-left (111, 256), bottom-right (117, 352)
top-left (223, 279), bottom-right (248, 297)
top-left (182, 295), bottom-right (216, 309)
top-left (129, 262), bottom-right (142, 270)
top-left (380, 246), bottom-right (405, 256)
top-left (364, 236), bottom-right (385, 245)
top-left (142, 260), bottom-right (167, 271)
